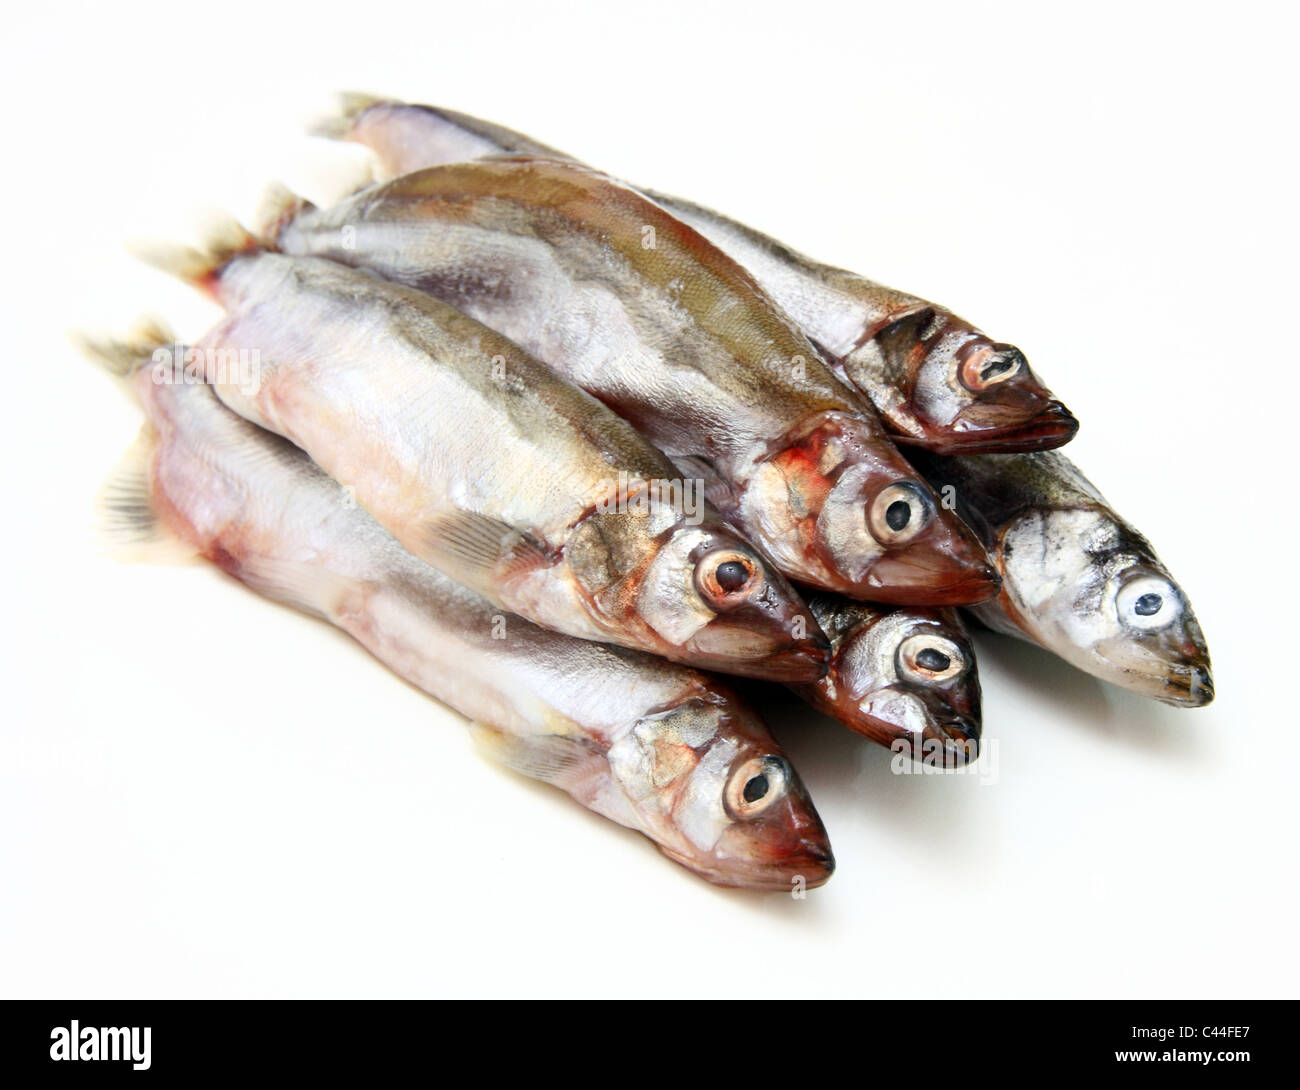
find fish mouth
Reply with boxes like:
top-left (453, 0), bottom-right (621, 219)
top-left (865, 559), bottom-right (1001, 606)
top-left (885, 725), bottom-right (981, 766)
top-left (1092, 643), bottom-right (1215, 707)
top-left (831, 693), bottom-right (982, 761)
top-left (960, 400), bottom-right (1079, 454)
top-left (659, 838), bottom-right (835, 892)
top-left (896, 400), bottom-right (1080, 455)
top-left (924, 717), bottom-right (981, 764)
top-left (1156, 663), bottom-right (1215, 707)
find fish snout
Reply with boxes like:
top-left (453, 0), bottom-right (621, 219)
top-left (762, 634), bottom-right (833, 682)
top-left (928, 716), bottom-right (981, 765)
top-left (943, 341), bottom-right (1080, 453)
top-left (667, 793), bottom-right (835, 891)
top-left (731, 827), bottom-right (836, 892)
top-left (1167, 661), bottom-right (1215, 707)
top-left (786, 837), bottom-right (836, 891)
top-left (969, 396), bottom-right (1079, 453)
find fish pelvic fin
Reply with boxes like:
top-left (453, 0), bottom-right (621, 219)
top-left (236, 554), bottom-right (363, 623)
top-left (129, 213), bottom-right (263, 297)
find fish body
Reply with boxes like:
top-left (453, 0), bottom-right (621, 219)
top-left (798, 595), bottom-right (981, 763)
top-left (154, 244), bottom-right (829, 681)
top-left (271, 158), bottom-right (999, 606)
top-left (96, 347), bottom-right (834, 891)
top-left (322, 96), bottom-right (1076, 454)
top-left (912, 450), bottom-right (1213, 707)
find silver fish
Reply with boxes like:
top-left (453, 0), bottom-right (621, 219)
top-left (268, 158), bottom-right (1001, 607)
top-left (912, 450), bottom-right (1213, 707)
top-left (90, 329), bottom-right (836, 891)
top-left (318, 95), bottom-right (1077, 455)
top-left (797, 596), bottom-right (982, 764)
top-left (144, 235), bottom-right (829, 681)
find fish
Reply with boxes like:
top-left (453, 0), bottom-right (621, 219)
top-left (317, 95), bottom-right (1077, 454)
top-left (86, 329), bottom-right (834, 890)
top-left (266, 158), bottom-right (1001, 607)
top-left (796, 596), bottom-right (982, 764)
top-left (140, 232), bottom-right (830, 681)
top-left (910, 450), bottom-right (1213, 707)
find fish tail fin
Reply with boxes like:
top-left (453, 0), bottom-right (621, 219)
top-left (82, 321), bottom-right (198, 565)
top-left (308, 91), bottom-right (388, 141)
top-left (255, 181), bottom-right (317, 244)
top-left (94, 423), bottom-right (198, 566)
top-left (74, 317), bottom-right (179, 380)
top-left (128, 213), bottom-right (263, 297)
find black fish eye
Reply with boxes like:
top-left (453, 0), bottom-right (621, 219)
top-left (742, 774), bottom-right (770, 803)
top-left (1134, 593), bottom-right (1163, 616)
top-left (885, 500), bottom-right (911, 531)
top-left (916, 647), bottom-right (951, 671)
top-left (981, 356), bottom-right (1014, 380)
top-left (715, 560), bottom-right (750, 592)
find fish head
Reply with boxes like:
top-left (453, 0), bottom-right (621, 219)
top-left (996, 507), bottom-right (1213, 706)
top-left (568, 502), bottom-right (830, 681)
top-left (847, 306), bottom-right (1078, 454)
top-left (743, 412), bottom-right (1000, 605)
top-left (607, 692), bottom-right (833, 890)
top-left (807, 602), bottom-right (981, 761)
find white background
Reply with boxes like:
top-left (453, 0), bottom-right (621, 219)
top-left (1, 0), bottom-right (1295, 998)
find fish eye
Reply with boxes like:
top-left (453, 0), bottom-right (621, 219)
top-left (878, 306), bottom-right (938, 343)
top-left (715, 561), bottom-right (750, 592)
top-left (695, 549), bottom-right (761, 608)
top-left (1116, 575), bottom-right (1181, 631)
top-left (868, 482), bottom-right (934, 545)
top-left (724, 756), bottom-right (789, 819)
top-left (959, 346), bottom-right (1025, 391)
top-left (897, 633), bottom-right (967, 685)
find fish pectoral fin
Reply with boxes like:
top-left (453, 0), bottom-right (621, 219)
top-left (469, 722), bottom-right (607, 792)
top-left (420, 509), bottom-right (553, 586)
top-left (95, 423), bottom-right (199, 565)
top-left (672, 455), bottom-right (738, 514)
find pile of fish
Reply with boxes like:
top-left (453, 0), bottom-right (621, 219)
top-left (88, 95), bottom-right (1213, 891)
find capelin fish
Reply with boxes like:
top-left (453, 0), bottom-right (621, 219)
top-left (268, 159), bottom-right (1000, 606)
top-left (318, 95), bottom-right (1077, 455)
top-left (88, 335), bottom-right (834, 890)
top-left (911, 450), bottom-right (1213, 707)
top-left (142, 235), bottom-right (829, 681)
top-left (794, 595), bottom-right (982, 765)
